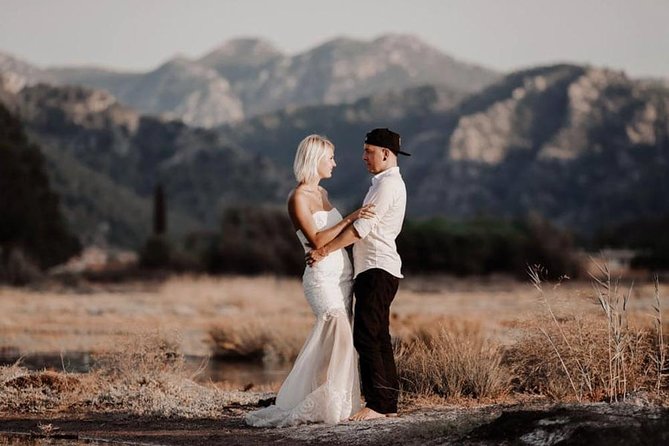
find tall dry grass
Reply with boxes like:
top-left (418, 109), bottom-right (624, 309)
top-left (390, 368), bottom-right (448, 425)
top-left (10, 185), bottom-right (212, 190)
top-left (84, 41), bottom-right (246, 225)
top-left (2, 274), bottom-right (667, 413)
top-left (396, 319), bottom-right (510, 401)
top-left (506, 265), bottom-right (668, 402)
top-left (652, 278), bottom-right (668, 392)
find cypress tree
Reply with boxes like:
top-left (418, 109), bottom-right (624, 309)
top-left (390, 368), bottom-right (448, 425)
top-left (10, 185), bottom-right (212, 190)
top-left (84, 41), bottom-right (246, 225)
top-left (153, 183), bottom-right (166, 235)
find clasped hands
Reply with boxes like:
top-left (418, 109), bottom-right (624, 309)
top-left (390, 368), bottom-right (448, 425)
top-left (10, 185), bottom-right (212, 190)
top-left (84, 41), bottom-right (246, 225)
top-left (305, 247), bottom-right (326, 267)
top-left (305, 203), bottom-right (375, 267)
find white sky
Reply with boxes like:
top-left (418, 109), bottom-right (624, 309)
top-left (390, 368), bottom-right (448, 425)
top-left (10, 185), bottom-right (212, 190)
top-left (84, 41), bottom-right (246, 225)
top-left (1, 0), bottom-right (668, 78)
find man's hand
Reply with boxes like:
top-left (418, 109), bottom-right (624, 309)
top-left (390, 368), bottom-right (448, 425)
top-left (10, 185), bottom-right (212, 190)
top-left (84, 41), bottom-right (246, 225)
top-left (306, 247), bottom-right (327, 266)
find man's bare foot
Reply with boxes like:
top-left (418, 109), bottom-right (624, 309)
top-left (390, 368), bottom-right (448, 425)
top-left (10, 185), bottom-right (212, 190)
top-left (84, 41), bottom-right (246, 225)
top-left (349, 407), bottom-right (386, 421)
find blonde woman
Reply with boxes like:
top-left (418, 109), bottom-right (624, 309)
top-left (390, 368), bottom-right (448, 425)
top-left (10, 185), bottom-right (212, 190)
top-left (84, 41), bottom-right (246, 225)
top-left (245, 134), bottom-right (373, 427)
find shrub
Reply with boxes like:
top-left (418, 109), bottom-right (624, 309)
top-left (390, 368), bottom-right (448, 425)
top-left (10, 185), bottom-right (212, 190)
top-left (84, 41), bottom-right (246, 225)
top-left (209, 317), bottom-right (311, 365)
top-left (204, 206), bottom-right (303, 276)
top-left (396, 320), bottom-right (509, 400)
top-left (397, 215), bottom-right (582, 279)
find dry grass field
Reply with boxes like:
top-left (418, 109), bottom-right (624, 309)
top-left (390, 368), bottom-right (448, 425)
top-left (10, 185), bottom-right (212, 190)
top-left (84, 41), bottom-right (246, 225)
top-left (0, 271), bottom-right (668, 418)
top-left (1, 274), bottom-right (546, 357)
top-left (1, 272), bottom-right (666, 354)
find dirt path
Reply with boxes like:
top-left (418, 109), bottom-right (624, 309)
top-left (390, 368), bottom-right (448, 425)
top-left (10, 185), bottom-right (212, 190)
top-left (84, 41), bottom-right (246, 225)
top-left (1, 403), bottom-right (667, 445)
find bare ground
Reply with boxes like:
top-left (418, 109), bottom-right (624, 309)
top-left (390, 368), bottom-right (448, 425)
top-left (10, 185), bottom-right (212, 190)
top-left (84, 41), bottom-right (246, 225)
top-left (1, 402), bottom-right (668, 445)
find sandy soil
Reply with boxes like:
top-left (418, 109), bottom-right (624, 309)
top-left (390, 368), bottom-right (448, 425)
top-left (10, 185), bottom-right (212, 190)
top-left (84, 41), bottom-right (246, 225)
top-left (1, 401), bottom-right (668, 445)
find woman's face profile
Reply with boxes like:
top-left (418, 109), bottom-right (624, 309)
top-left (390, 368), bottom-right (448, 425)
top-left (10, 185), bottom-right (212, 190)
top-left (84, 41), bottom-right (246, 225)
top-left (317, 147), bottom-right (336, 179)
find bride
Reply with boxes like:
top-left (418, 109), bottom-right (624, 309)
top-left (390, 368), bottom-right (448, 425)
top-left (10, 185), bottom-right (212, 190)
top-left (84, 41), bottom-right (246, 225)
top-left (245, 134), bottom-right (373, 427)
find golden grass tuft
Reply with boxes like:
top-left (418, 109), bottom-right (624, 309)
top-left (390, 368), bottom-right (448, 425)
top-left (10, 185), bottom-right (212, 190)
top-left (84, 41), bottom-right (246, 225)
top-left (0, 360), bottom-right (92, 413)
top-left (209, 316), bottom-right (311, 365)
top-left (396, 319), bottom-right (510, 401)
top-left (0, 333), bottom-right (260, 417)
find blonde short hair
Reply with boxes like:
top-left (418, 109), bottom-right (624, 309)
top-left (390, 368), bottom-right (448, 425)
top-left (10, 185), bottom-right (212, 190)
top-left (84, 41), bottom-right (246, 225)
top-left (293, 134), bottom-right (334, 183)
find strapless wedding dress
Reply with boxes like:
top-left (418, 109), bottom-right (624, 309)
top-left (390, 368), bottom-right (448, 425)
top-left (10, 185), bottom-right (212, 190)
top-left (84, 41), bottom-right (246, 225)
top-left (245, 208), bottom-right (361, 426)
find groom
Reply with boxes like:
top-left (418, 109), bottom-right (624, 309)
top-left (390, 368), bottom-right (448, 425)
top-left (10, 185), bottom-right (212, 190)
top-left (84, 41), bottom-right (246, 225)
top-left (306, 128), bottom-right (409, 420)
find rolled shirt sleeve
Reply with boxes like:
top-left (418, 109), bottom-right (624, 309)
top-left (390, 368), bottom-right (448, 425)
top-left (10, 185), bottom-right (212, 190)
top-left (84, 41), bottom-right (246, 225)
top-left (353, 181), bottom-right (395, 240)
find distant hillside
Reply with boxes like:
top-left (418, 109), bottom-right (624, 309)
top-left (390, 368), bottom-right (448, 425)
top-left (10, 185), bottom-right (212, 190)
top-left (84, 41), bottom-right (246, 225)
top-left (37, 140), bottom-right (199, 248)
top-left (198, 34), bottom-right (497, 117)
top-left (1, 34), bottom-right (498, 127)
top-left (219, 64), bottom-right (669, 234)
top-left (3, 60), bottom-right (667, 241)
top-left (410, 65), bottom-right (669, 231)
top-left (0, 103), bottom-right (80, 270)
top-left (217, 83), bottom-right (466, 209)
top-left (0, 81), bottom-right (292, 247)
top-left (48, 58), bottom-right (245, 127)
top-left (0, 51), bottom-right (55, 93)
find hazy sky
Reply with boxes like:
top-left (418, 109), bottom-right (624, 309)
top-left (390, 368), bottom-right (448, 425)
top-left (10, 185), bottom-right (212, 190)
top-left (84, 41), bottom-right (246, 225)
top-left (1, 0), bottom-right (668, 78)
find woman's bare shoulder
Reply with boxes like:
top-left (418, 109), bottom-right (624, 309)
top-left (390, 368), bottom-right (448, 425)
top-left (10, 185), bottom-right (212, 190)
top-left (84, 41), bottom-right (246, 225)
top-left (288, 185), bottom-right (307, 200)
top-left (287, 186), bottom-right (310, 210)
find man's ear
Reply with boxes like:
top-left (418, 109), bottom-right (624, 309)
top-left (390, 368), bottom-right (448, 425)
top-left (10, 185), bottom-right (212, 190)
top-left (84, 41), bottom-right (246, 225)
top-left (383, 149), bottom-right (389, 161)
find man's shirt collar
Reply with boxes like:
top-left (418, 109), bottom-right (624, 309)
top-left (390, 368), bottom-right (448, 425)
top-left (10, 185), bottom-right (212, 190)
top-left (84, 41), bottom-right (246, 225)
top-left (371, 166), bottom-right (400, 185)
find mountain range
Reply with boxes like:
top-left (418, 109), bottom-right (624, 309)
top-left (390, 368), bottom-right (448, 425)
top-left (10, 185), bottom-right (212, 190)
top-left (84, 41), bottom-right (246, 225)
top-left (0, 78), bottom-right (291, 246)
top-left (1, 36), bottom-right (668, 250)
top-left (218, 64), bottom-right (669, 233)
top-left (0, 35), bottom-right (498, 127)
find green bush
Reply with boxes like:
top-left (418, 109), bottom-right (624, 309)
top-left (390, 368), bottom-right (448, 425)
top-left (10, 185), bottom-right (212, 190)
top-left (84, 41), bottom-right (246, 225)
top-left (204, 206), bottom-right (303, 276)
top-left (398, 214), bottom-right (581, 279)
top-left (593, 214), bottom-right (669, 270)
top-left (193, 207), bottom-right (581, 278)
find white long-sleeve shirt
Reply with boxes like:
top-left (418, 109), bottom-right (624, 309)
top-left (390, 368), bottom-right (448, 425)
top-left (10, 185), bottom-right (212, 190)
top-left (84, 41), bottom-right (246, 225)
top-left (352, 166), bottom-right (406, 279)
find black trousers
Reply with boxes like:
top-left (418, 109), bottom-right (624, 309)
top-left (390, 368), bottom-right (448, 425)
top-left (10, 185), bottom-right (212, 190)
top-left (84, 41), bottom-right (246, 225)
top-left (353, 268), bottom-right (400, 414)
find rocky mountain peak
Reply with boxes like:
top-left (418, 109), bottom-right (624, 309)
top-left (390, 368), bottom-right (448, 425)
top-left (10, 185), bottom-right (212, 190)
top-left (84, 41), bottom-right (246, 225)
top-left (0, 51), bottom-right (40, 73)
top-left (13, 83), bottom-right (141, 134)
top-left (3, 34), bottom-right (498, 127)
top-left (0, 51), bottom-right (52, 91)
top-left (312, 36), bottom-right (364, 51)
top-left (165, 55), bottom-right (193, 65)
top-left (372, 33), bottom-right (437, 53)
top-left (202, 37), bottom-right (281, 59)
top-left (150, 56), bottom-right (227, 86)
top-left (198, 38), bottom-right (282, 75)
top-left (157, 56), bottom-right (200, 72)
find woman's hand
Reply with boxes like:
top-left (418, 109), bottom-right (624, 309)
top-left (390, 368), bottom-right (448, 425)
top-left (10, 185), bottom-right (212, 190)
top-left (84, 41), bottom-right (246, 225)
top-left (306, 247), bottom-right (327, 266)
top-left (349, 204), bottom-right (375, 221)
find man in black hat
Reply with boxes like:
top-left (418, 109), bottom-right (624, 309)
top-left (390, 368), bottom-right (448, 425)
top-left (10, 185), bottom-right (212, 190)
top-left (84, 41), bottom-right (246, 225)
top-left (307, 128), bottom-right (409, 420)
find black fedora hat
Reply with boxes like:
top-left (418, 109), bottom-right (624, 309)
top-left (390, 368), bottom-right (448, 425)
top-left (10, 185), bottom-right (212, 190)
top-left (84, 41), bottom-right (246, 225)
top-left (364, 128), bottom-right (410, 156)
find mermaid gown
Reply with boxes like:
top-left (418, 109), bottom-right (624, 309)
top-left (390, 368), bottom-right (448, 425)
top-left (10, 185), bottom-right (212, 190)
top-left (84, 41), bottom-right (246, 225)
top-left (245, 208), bottom-right (361, 426)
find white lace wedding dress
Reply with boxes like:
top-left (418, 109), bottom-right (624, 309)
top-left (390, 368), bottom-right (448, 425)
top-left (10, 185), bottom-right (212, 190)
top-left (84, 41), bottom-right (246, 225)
top-left (245, 208), bottom-right (361, 427)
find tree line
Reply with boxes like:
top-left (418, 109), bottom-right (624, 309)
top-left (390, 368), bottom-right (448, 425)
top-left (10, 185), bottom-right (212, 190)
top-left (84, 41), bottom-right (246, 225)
top-left (142, 205), bottom-right (583, 280)
top-left (0, 104), bottom-right (80, 284)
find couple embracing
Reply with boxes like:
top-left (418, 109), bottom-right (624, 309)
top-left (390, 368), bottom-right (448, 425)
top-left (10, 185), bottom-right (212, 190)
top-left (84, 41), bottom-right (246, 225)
top-left (245, 128), bottom-right (409, 427)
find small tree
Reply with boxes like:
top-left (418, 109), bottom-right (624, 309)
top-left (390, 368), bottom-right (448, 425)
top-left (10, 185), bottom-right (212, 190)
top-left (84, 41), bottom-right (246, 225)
top-left (140, 182), bottom-right (171, 268)
top-left (153, 183), bottom-right (166, 236)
